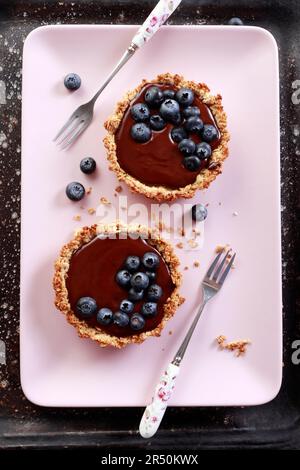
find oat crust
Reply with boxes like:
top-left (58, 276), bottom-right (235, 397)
top-left (103, 73), bottom-right (230, 201)
top-left (53, 222), bottom-right (184, 349)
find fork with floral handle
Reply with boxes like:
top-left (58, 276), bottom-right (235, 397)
top-left (139, 249), bottom-right (236, 439)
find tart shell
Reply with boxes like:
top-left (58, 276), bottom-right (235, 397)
top-left (103, 73), bottom-right (230, 201)
top-left (53, 222), bottom-right (184, 349)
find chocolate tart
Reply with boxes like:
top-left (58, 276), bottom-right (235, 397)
top-left (103, 73), bottom-right (230, 201)
top-left (53, 223), bottom-right (184, 349)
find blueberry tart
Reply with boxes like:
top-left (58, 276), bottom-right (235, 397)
top-left (53, 223), bottom-right (183, 348)
top-left (103, 73), bottom-right (229, 201)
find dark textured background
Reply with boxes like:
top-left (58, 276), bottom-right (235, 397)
top-left (0, 0), bottom-right (300, 450)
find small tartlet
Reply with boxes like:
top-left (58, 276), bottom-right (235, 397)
top-left (103, 73), bottom-right (230, 202)
top-left (53, 222), bottom-right (184, 349)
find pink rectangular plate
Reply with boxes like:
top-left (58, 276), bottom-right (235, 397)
top-left (21, 25), bottom-right (282, 407)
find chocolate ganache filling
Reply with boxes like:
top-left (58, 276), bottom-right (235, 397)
top-left (115, 83), bottom-right (221, 190)
top-left (66, 236), bottom-right (175, 337)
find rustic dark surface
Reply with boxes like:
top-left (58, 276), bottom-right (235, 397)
top-left (0, 0), bottom-right (300, 451)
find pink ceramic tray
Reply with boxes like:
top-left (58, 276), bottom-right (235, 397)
top-left (21, 25), bottom-right (282, 407)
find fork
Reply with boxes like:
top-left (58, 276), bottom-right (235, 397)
top-left (139, 248), bottom-right (236, 439)
top-left (54, 0), bottom-right (183, 150)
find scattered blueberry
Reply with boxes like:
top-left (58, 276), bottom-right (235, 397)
top-left (130, 313), bottom-right (145, 331)
top-left (128, 288), bottom-right (144, 302)
top-left (64, 73), bottom-right (81, 91)
top-left (97, 307), bottom-right (113, 325)
top-left (201, 124), bottom-right (218, 142)
top-left (130, 103), bottom-right (150, 122)
top-left (131, 272), bottom-right (149, 291)
top-left (120, 299), bottom-right (134, 314)
top-left (191, 204), bottom-right (208, 222)
top-left (195, 142), bottom-right (212, 160)
top-left (228, 17), bottom-right (243, 25)
top-left (184, 116), bottom-right (204, 134)
top-left (113, 311), bottom-right (130, 327)
top-left (141, 302), bottom-right (158, 317)
top-left (159, 99), bottom-right (180, 124)
top-left (183, 155), bottom-right (201, 172)
top-left (175, 88), bottom-right (194, 107)
top-left (66, 182), bottom-right (85, 201)
top-left (131, 123), bottom-right (152, 143)
top-left (178, 138), bottom-right (196, 157)
top-left (76, 297), bottom-right (97, 318)
top-left (116, 270), bottom-right (131, 288)
top-left (142, 252), bottom-right (160, 270)
top-left (171, 127), bottom-right (188, 143)
top-left (147, 284), bottom-right (163, 302)
top-left (124, 255), bottom-right (140, 272)
top-left (163, 89), bottom-right (176, 100)
top-left (150, 114), bottom-right (166, 131)
top-left (144, 86), bottom-right (164, 108)
top-left (80, 157), bottom-right (96, 174)
top-left (146, 271), bottom-right (156, 283)
top-left (182, 106), bottom-right (201, 119)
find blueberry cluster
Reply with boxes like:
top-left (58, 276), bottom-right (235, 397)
top-left (130, 86), bottom-right (219, 172)
top-left (75, 252), bottom-right (163, 332)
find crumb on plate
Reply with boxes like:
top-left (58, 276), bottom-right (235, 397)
top-left (100, 197), bottom-right (111, 205)
top-left (216, 335), bottom-right (251, 357)
top-left (73, 214), bottom-right (81, 221)
top-left (88, 208), bottom-right (96, 215)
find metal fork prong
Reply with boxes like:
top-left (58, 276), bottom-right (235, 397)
top-left (56, 117), bottom-right (81, 146)
top-left (60, 121), bottom-right (87, 150)
top-left (218, 252), bottom-right (236, 285)
top-left (212, 249), bottom-right (231, 281)
top-left (53, 112), bottom-right (78, 142)
top-left (205, 250), bottom-right (224, 278)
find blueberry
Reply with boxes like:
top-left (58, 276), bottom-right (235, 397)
top-left (171, 127), bottom-right (188, 143)
top-left (175, 88), bottom-right (194, 107)
top-left (201, 124), bottom-right (218, 142)
top-left (146, 271), bottom-right (156, 283)
top-left (113, 311), bottom-right (129, 327)
top-left (178, 139), bottom-right (196, 157)
top-left (150, 115), bottom-right (166, 131)
top-left (184, 116), bottom-right (204, 134)
top-left (76, 297), bottom-right (97, 318)
top-left (147, 284), bottom-right (163, 302)
top-left (64, 73), bottom-right (81, 90)
top-left (116, 270), bottom-right (131, 288)
top-left (195, 142), bottom-right (212, 160)
top-left (141, 302), bottom-right (158, 317)
top-left (163, 89), bottom-right (175, 99)
top-left (80, 157), bottom-right (96, 174)
top-left (130, 123), bottom-right (152, 143)
top-left (131, 272), bottom-right (149, 291)
top-left (124, 255), bottom-right (140, 272)
top-left (120, 299), bottom-right (134, 314)
top-left (183, 156), bottom-right (201, 172)
top-left (142, 252), bottom-right (160, 270)
top-left (130, 103), bottom-right (150, 122)
top-left (66, 182), bottom-right (85, 201)
top-left (159, 99), bottom-right (180, 123)
top-left (182, 106), bottom-right (201, 119)
top-left (191, 204), bottom-right (208, 222)
top-left (97, 307), bottom-right (113, 325)
top-left (144, 86), bottom-right (164, 108)
top-left (130, 313), bottom-right (145, 331)
top-left (228, 17), bottom-right (243, 25)
top-left (128, 288), bottom-right (144, 302)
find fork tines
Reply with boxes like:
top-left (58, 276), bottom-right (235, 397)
top-left (205, 249), bottom-right (236, 286)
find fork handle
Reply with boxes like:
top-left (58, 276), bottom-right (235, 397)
top-left (139, 362), bottom-right (180, 439)
top-left (131, 0), bottom-right (182, 48)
